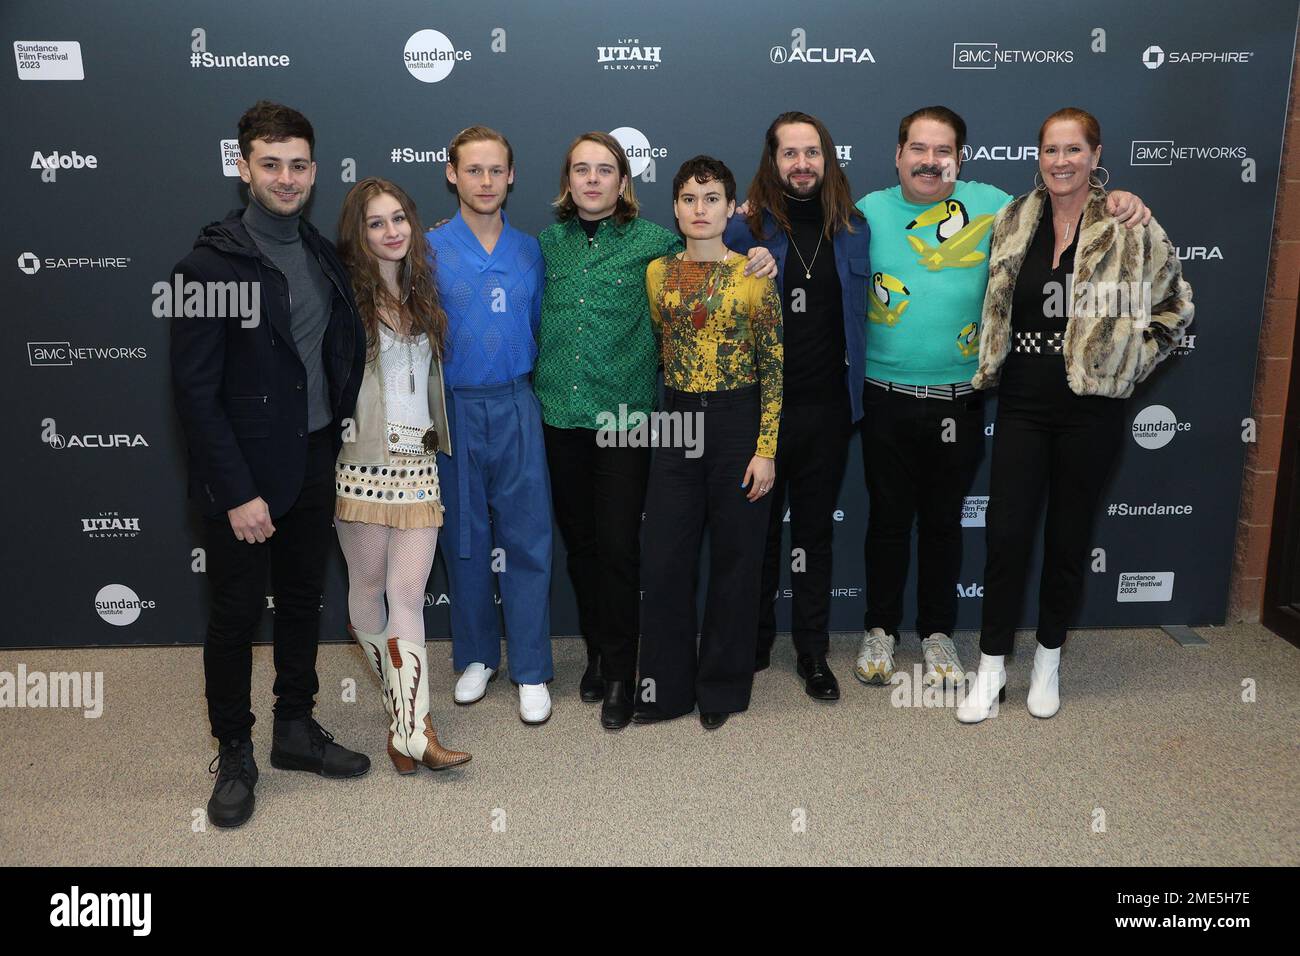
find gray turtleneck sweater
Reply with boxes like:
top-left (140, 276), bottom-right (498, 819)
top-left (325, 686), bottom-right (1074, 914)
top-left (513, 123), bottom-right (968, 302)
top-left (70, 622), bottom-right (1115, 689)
top-left (243, 196), bottom-right (333, 431)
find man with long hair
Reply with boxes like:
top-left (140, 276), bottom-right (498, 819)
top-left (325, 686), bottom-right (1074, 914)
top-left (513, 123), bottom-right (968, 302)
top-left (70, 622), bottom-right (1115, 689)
top-left (725, 111), bottom-right (870, 702)
top-left (170, 101), bottom-right (369, 829)
top-left (427, 126), bottom-right (555, 725)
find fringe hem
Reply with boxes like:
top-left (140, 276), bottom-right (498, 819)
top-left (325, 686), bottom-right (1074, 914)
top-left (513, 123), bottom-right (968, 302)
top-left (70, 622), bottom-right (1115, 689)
top-left (335, 496), bottom-right (444, 529)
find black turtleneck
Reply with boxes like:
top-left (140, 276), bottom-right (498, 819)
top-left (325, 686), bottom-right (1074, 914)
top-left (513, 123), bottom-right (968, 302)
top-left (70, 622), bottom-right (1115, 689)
top-left (577, 214), bottom-right (609, 241)
top-left (781, 193), bottom-right (845, 406)
top-left (243, 194), bottom-right (333, 431)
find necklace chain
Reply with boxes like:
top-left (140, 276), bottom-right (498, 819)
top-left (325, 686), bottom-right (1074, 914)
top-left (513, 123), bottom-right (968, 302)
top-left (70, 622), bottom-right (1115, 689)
top-left (789, 229), bottom-right (824, 279)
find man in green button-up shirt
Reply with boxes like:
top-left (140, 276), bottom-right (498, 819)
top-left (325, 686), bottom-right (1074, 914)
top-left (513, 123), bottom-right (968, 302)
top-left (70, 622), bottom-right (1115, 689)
top-left (536, 132), bottom-right (774, 730)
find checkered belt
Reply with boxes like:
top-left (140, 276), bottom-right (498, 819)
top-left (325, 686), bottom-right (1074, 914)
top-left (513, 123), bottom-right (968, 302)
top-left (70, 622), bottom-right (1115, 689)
top-left (1013, 331), bottom-right (1065, 354)
top-left (865, 377), bottom-right (974, 400)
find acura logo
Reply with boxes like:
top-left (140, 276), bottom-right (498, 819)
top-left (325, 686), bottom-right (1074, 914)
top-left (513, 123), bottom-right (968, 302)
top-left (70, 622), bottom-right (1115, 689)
top-left (770, 46), bottom-right (787, 63)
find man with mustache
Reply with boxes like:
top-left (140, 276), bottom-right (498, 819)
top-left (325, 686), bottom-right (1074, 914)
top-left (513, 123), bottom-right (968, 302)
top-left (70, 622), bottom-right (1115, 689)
top-left (852, 106), bottom-right (1149, 690)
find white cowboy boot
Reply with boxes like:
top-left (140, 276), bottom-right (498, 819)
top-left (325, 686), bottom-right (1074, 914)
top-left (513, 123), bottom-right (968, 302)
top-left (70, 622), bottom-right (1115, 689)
top-left (1026, 643), bottom-right (1061, 718)
top-left (383, 636), bottom-right (470, 773)
top-left (348, 624), bottom-right (384, 684)
top-left (956, 654), bottom-right (1007, 724)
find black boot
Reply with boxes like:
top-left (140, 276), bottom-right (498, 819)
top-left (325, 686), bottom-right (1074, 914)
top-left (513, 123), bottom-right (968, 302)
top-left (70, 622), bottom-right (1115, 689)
top-left (580, 651), bottom-right (605, 703)
top-left (270, 717), bottom-right (370, 778)
top-left (207, 738), bottom-right (257, 828)
top-left (600, 679), bottom-right (634, 730)
top-left (796, 653), bottom-right (841, 701)
top-left (699, 711), bottom-right (729, 730)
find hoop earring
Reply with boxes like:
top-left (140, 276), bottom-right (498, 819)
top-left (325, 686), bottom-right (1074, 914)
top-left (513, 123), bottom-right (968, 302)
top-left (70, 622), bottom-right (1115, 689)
top-left (1089, 165), bottom-right (1110, 188)
top-left (1033, 171), bottom-right (1047, 192)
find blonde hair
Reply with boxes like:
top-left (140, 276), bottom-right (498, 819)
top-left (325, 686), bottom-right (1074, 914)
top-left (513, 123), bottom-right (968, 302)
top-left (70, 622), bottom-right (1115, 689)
top-left (551, 131), bottom-right (640, 225)
top-left (448, 125), bottom-right (513, 168)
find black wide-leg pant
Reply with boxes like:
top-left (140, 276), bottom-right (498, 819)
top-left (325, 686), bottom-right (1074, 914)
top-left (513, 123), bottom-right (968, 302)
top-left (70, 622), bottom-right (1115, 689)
top-left (638, 386), bottom-right (772, 717)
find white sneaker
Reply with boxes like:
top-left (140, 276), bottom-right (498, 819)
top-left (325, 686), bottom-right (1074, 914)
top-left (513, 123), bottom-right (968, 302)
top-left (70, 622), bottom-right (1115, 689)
top-left (519, 683), bottom-right (552, 725)
top-left (854, 628), bottom-right (896, 685)
top-left (921, 633), bottom-right (965, 687)
top-left (454, 662), bottom-right (496, 704)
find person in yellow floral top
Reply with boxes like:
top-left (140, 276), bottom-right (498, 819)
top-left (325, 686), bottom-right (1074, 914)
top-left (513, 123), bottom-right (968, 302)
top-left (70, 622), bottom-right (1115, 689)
top-left (634, 156), bottom-right (784, 731)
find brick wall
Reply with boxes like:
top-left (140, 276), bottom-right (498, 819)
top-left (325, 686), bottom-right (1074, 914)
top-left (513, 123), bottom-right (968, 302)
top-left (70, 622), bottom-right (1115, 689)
top-left (1227, 48), bottom-right (1300, 622)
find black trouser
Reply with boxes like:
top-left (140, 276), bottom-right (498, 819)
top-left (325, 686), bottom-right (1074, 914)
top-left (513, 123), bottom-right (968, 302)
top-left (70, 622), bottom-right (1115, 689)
top-left (861, 382), bottom-right (985, 640)
top-left (758, 397), bottom-right (852, 659)
top-left (979, 355), bottom-right (1126, 654)
top-left (639, 386), bottom-right (772, 717)
top-left (202, 429), bottom-right (335, 742)
top-left (543, 423), bottom-right (651, 681)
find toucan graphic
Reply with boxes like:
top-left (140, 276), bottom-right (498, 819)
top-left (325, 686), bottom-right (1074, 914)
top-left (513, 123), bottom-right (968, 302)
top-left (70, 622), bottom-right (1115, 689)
top-left (905, 199), bottom-right (995, 272)
top-left (868, 272), bottom-right (911, 326)
top-left (956, 321), bottom-right (979, 358)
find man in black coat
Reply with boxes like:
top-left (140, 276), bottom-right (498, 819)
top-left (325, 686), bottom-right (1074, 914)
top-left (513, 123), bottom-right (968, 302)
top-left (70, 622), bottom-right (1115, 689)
top-left (170, 101), bottom-right (368, 828)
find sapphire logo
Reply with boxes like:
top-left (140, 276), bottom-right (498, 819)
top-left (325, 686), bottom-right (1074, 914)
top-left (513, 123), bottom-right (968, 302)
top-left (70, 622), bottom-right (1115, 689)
top-left (18, 251), bottom-right (40, 274)
top-left (1142, 45), bottom-right (1165, 69)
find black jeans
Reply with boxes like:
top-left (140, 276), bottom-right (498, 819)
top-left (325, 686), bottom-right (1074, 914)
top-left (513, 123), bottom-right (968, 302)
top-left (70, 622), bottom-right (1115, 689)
top-left (543, 423), bottom-right (651, 681)
top-left (758, 398), bottom-right (852, 658)
top-left (202, 429), bottom-right (335, 741)
top-left (639, 386), bottom-right (772, 717)
top-left (979, 355), bottom-right (1126, 654)
top-left (861, 383), bottom-right (985, 639)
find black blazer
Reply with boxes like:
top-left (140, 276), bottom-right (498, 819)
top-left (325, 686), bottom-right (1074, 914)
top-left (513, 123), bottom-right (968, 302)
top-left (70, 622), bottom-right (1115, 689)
top-left (169, 209), bottom-right (365, 519)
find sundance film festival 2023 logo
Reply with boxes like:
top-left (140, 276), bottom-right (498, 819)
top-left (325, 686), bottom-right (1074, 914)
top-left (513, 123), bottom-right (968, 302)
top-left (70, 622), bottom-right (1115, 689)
top-left (404, 29), bottom-right (470, 83)
top-left (14, 41), bottom-right (84, 80)
top-left (189, 28), bottom-right (289, 69)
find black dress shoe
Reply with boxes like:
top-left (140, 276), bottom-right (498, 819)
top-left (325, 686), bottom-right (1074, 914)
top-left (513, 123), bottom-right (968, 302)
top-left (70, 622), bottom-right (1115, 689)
top-left (207, 738), bottom-right (257, 828)
top-left (270, 717), bottom-right (370, 778)
top-left (580, 653), bottom-right (605, 703)
top-left (699, 711), bottom-right (729, 730)
top-left (796, 653), bottom-right (841, 701)
top-left (600, 679), bottom-right (634, 730)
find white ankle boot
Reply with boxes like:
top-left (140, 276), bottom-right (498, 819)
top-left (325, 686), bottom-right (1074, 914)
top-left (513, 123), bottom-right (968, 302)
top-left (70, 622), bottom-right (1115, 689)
top-left (1026, 644), bottom-right (1061, 718)
top-left (383, 637), bottom-right (471, 773)
top-left (956, 654), bottom-right (1006, 724)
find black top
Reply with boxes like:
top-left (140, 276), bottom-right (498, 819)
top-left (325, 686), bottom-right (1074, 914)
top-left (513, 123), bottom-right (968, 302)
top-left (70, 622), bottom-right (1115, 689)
top-left (781, 192), bottom-right (845, 405)
top-left (1011, 203), bottom-right (1079, 333)
top-left (578, 214), bottom-right (609, 241)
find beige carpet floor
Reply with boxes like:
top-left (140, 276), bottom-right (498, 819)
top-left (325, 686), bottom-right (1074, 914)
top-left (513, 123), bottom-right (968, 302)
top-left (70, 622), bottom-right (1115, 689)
top-left (2, 624), bottom-right (1297, 866)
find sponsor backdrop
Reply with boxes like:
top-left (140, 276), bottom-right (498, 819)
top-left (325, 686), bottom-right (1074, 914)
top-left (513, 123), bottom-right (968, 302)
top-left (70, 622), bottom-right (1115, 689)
top-left (2, 0), bottom-right (1296, 648)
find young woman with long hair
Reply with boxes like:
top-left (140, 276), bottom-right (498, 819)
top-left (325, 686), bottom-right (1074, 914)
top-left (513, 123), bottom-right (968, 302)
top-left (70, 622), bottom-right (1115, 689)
top-left (334, 177), bottom-right (470, 772)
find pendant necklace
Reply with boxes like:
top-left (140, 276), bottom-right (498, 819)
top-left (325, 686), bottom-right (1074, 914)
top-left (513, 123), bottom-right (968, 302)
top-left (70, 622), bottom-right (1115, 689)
top-left (789, 230), bottom-right (823, 279)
